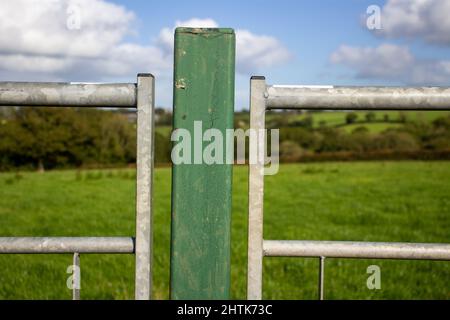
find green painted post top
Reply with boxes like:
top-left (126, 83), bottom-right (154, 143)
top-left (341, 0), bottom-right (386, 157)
top-left (175, 27), bottom-right (234, 34)
top-left (170, 27), bottom-right (235, 300)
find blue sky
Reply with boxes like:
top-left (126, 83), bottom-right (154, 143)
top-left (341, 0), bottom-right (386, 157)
top-left (110, 0), bottom-right (396, 107)
top-left (111, 0), bottom-right (385, 82)
top-left (0, 0), bottom-right (449, 109)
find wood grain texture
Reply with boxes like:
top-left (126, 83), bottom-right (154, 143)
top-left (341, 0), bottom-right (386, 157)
top-left (170, 28), bottom-right (235, 299)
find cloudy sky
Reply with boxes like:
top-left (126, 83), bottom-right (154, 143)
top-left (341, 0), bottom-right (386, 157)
top-left (1, 0), bottom-right (449, 109)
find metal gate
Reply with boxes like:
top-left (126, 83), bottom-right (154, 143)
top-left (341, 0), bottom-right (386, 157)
top-left (247, 76), bottom-right (450, 299)
top-left (0, 74), bottom-right (155, 300)
top-left (1, 34), bottom-right (450, 300)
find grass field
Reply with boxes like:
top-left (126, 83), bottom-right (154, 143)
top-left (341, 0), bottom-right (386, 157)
top-left (155, 125), bottom-right (172, 137)
top-left (286, 110), bottom-right (450, 128)
top-left (163, 111), bottom-right (450, 137)
top-left (0, 162), bottom-right (449, 299)
top-left (341, 122), bottom-right (403, 133)
top-left (264, 110), bottom-right (450, 133)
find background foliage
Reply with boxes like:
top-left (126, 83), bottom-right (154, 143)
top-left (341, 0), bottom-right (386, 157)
top-left (1, 108), bottom-right (450, 171)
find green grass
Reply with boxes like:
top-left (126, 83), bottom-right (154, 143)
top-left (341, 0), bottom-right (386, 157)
top-left (289, 110), bottom-right (450, 127)
top-left (263, 111), bottom-right (450, 133)
top-left (0, 162), bottom-right (449, 299)
top-left (155, 125), bottom-right (172, 137)
top-left (341, 123), bottom-right (403, 133)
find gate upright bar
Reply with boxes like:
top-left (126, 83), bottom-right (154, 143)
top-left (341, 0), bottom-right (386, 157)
top-left (170, 27), bottom-right (235, 299)
top-left (247, 77), bottom-right (450, 300)
top-left (247, 77), bottom-right (266, 300)
top-left (135, 74), bottom-right (155, 300)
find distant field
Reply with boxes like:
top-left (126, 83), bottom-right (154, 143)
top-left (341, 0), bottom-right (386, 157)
top-left (155, 125), bottom-right (172, 137)
top-left (0, 162), bottom-right (449, 299)
top-left (284, 110), bottom-right (450, 126)
top-left (265, 110), bottom-right (450, 133)
top-left (161, 111), bottom-right (450, 136)
top-left (341, 122), bottom-right (403, 133)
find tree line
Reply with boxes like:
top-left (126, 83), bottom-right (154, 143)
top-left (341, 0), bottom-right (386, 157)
top-left (275, 114), bottom-right (450, 162)
top-left (1, 108), bottom-right (450, 171)
top-left (0, 107), bottom-right (169, 171)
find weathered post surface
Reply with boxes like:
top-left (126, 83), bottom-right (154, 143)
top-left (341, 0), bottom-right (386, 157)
top-left (170, 27), bottom-right (235, 299)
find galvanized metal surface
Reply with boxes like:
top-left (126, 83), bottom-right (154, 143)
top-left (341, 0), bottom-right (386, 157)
top-left (318, 256), bottom-right (325, 301)
top-left (135, 74), bottom-right (155, 300)
top-left (73, 253), bottom-right (80, 300)
top-left (247, 77), bottom-right (267, 300)
top-left (170, 27), bottom-right (235, 299)
top-left (247, 76), bottom-right (450, 300)
top-left (263, 240), bottom-right (450, 260)
top-left (0, 82), bottom-right (136, 107)
top-left (0, 237), bottom-right (135, 253)
top-left (266, 85), bottom-right (450, 110)
top-left (0, 74), bottom-right (155, 301)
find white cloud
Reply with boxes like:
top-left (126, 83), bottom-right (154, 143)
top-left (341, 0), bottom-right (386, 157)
top-left (332, 0), bottom-right (450, 86)
top-left (330, 44), bottom-right (450, 85)
top-left (375, 0), bottom-right (450, 45)
top-left (156, 18), bottom-right (293, 73)
top-left (236, 29), bottom-right (292, 73)
top-left (0, 4), bottom-right (292, 81)
top-left (0, 3), bottom-right (292, 106)
top-left (0, 0), bottom-right (134, 58)
top-left (0, 0), bottom-right (169, 81)
top-left (441, 61), bottom-right (450, 74)
top-left (0, 54), bottom-right (74, 74)
top-left (330, 44), bottom-right (414, 79)
top-left (157, 18), bottom-right (219, 53)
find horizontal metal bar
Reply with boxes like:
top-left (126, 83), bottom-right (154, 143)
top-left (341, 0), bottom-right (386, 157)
top-left (0, 82), bottom-right (137, 107)
top-left (0, 237), bottom-right (135, 253)
top-left (263, 240), bottom-right (450, 260)
top-left (266, 85), bottom-right (450, 110)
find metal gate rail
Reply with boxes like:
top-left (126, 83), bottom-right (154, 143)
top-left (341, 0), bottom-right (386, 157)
top-left (0, 237), bottom-right (135, 253)
top-left (264, 240), bottom-right (450, 260)
top-left (247, 76), bottom-right (450, 300)
top-left (0, 74), bottom-right (154, 300)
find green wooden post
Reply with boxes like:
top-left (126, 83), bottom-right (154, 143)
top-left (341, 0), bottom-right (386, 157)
top-left (170, 27), bottom-right (235, 299)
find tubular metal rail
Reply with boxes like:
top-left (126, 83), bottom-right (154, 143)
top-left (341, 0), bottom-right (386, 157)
top-left (247, 76), bottom-right (450, 300)
top-left (0, 74), bottom-right (155, 300)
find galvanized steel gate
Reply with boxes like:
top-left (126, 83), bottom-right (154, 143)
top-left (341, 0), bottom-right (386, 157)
top-left (1, 28), bottom-right (450, 300)
top-left (247, 76), bottom-right (450, 299)
top-left (0, 74), bottom-right (155, 300)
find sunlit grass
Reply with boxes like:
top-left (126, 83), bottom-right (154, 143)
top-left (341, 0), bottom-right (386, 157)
top-left (0, 162), bottom-right (449, 299)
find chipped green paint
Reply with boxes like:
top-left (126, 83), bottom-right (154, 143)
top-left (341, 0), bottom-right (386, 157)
top-left (170, 27), bottom-right (235, 299)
